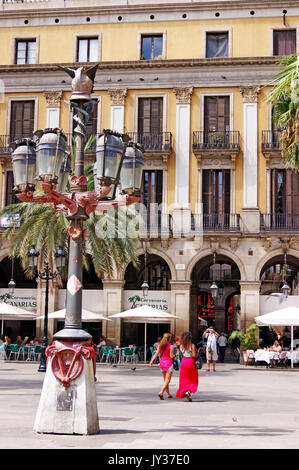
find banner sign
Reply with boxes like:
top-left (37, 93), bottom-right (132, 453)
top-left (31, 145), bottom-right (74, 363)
top-left (124, 290), bottom-right (171, 312)
top-left (0, 288), bottom-right (37, 311)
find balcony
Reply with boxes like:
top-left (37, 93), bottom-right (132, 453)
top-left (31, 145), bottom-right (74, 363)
top-left (261, 130), bottom-right (281, 154)
top-left (261, 213), bottom-right (299, 231)
top-left (127, 132), bottom-right (172, 155)
top-left (191, 213), bottom-right (240, 232)
top-left (192, 131), bottom-right (240, 154)
top-left (139, 213), bottom-right (173, 239)
top-left (0, 135), bottom-right (34, 154)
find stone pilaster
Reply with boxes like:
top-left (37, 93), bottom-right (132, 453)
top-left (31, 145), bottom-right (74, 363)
top-left (43, 90), bottom-right (63, 129)
top-left (169, 280), bottom-right (192, 337)
top-left (172, 87), bottom-right (193, 238)
top-left (102, 279), bottom-right (124, 345)
top-left (239, 281), bottom-right (261, 331)
top-left (108, 88), bottom-right (127, 133)
top-left (240, 85), bottom-right (261, 232)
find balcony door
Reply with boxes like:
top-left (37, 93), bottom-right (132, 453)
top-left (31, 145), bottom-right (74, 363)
top-left (204, 96), bottom-right (230, 133)
top-left (271, 169), bottom-right (299, 227)
top-left (138, 97), bottom-right (163, 149)
top-left (203, 169), bottom-right (231, 228)
top-left (10, 100), bottom-right (35, 142)
top-left (141, 170), bottom-right (163, 230)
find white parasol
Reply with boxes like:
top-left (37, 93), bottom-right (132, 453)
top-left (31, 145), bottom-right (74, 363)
top-left (109, 305), bottom-right (177, 362)
top-left (0, 301), bottom-right (37, 334)
top-left (255, 306), bottom-right (299, 368)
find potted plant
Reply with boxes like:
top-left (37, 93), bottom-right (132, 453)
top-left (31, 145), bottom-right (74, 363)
top-left (229, 323), bottom-right (259, 365)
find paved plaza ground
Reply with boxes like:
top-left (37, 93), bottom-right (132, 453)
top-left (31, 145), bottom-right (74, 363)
top-left (0, 359), bottom-right (298, 452)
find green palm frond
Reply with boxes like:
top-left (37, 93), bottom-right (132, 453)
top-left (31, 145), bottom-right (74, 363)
top-left (0, 190), bottom-right (140, 282)
top-left (266, 54), bottom-right (299, 171)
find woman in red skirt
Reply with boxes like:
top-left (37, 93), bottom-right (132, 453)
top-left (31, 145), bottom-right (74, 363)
top-left (176, 331), bottom-right (198, 402)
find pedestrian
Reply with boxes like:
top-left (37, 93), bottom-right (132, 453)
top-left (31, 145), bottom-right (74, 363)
top-left (218, 332), bottom-right (227, 363)
top-left (149, 332), bottom-right (175, 400)
top-left (153, 337), bottom-right (161, 350)
top-left (176, 331), bottom-right (198, 402)
top-left (204, 327), bottom-right (219, 371)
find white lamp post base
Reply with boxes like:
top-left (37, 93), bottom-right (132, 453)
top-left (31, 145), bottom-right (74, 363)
top-left (34, 355), bottom-right (99, 435)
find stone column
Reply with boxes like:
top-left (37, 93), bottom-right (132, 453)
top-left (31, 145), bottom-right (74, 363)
top-left (239, 86), bottom-right (261, 233)
top-left (108, 89), bottom-right (127, 133)
top-left (43, 91), bottom-right (63, 128)
top-left (102, 279), bottom-right (124, 345)
top-left (169, 280), bottom-right (192, 337)
top-left (172, 87), bottom-right (193, 238)
top-left (239, 281), bottom-right (261, 331)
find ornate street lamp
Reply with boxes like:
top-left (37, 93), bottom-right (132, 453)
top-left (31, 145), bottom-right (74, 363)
top-left (210, 250), bottom-right (218, 300)
top-left (8, 257), bottom-right (16, 296)
top-left (11, 64), bottom-right (144, 435)
top-left (11, 139), bottom-right (36, 191)
top-left (27, 244), bottom-right (66, 373)
top-left (141, 249), bottom-right (149, 297)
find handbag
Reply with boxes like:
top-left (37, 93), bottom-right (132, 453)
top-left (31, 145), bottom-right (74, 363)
top-left (173, 356), bottom-right (179, 371)
top-left (195, 354), bottom-right (202, 369)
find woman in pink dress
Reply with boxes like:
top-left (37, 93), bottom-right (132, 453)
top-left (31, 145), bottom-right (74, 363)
top-left (150, 332), bottom-right (175, 400)
top-left (176, 331), bottom-right (198, 402)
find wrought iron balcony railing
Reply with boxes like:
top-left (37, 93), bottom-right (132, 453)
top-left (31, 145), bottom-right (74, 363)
top-left (127, 132), bottom-right (172, 153)
top-left (139, 212), bottom-right (173, 237)
top-left (261, 213), bottom-right (299, 231)
top-left (261, 130), bottom-right (282, 152)
top-left (0, 135), bottom-right (34, 153)
top-left (191, 213), bottom-right (240, 232)
top-left (192, 131), bottom-right (240, 152)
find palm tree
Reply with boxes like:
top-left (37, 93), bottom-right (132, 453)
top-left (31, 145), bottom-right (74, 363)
top-left (0, 200), bottom-right (140, 283)
top-left (267, 54), bottom-right (299, 170)
top-left (0, 136), bottom-right (141, 282)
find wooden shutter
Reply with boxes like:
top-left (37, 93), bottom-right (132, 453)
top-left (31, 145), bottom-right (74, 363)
top-left (5, 171), bottom-right (17, 205)
top-left (204, 96), bottom-right (230, 132)
top-left (273, 30), bottom-right (296, 56)
top-left (202, 169), bottom-right (230, 214)
top-left (10, 101), bottom-right (35, 141)
top-left (202, 170), bottom-right (213, 213)
top-left (138, 98), bottom-right (163, 134)
top-left (286, 170), bottom-right (299, 216)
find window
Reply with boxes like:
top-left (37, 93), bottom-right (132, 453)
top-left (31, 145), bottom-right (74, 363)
top-left (206, 32), bottom-right (228, 58)
top-left (204, 96), bottom-right (230, 133)
top-left (10, 100), bottom-right (35, 141)
top-left (5, 171), bottom-right (17, 206)
top-left (15, 40), bottom-right (36, 64)
top-left (77, 37), bottom-right (98, 62)
top-left (141, 170), bottom-right (163, 231)
top-left (203, 169), bottom-right (231, 215)
top-left (141, 35), bottom-right (163, 60)
top-left (273, 30), bottom-right (296, 56)
top-left (271, 169), bottom-right (299, 215)
top-left (137, 97), bottom-right (163, 149)
top-left (138, 97), bottom-right (163, 134)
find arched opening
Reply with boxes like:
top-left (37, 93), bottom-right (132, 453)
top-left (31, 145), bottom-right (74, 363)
top-left (260, 254), bottom-right (299, 296)
top-left (190, 254), bottom-right (241, 341)
top-left (123, 253), bottom-right (172, 351)
top-left (124, 253), bottom-right (171, 291)
top-left (259, 254), bottom-right (299, 345)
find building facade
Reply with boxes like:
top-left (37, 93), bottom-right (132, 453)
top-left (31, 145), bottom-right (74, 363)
top-left (0, 0), bottom-right (299, 346)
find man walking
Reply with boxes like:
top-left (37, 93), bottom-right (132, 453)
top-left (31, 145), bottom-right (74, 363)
top-left (218, 332), bottom-right (227, 363)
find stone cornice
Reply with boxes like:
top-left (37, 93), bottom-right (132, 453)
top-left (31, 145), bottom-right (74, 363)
top-left (0, 56), bottom-right (283, 75)
top-left (2, 0), bottom-right (299, 18)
